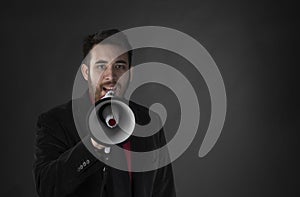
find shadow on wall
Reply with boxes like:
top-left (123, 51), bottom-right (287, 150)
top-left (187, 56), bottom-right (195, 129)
top-left (0, 184), bottom-right (23, 197)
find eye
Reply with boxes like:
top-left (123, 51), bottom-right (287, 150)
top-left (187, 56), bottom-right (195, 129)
top-left (114, 63), bottom-right (127, 70)
top-left (96, 64), bottom-right (106, 70)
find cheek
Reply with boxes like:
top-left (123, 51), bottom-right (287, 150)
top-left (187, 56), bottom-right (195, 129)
top-left (90, 71), bottom-right (103, 85)
top-left (117, 72), bottom-right (130, 84)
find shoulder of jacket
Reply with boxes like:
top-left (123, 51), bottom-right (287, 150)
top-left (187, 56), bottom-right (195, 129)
top-left (38, 100), bottom-right (73, 125)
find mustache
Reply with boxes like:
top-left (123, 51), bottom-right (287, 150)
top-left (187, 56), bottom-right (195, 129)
top-left (99, 81), bottom-right (121, 88)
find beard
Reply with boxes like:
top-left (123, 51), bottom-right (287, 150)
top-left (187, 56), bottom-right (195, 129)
top-left (87, 76), bottom-right (128, 104)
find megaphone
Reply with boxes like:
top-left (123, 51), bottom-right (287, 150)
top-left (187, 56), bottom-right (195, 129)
top-left (87, 90), bottom-right (135, 148)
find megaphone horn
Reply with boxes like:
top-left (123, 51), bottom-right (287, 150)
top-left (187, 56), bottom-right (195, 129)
top-left (88, 90), bottom-right (136, 146)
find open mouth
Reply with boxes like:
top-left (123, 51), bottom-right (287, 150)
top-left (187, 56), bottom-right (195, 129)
top-left (102, 86), bottom-right (115, 92)
top-left (102, 84), bottom-right (121, 94)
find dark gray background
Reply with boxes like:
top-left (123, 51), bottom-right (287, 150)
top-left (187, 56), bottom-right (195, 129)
top-left (0, 0), bottom-right (298, 196)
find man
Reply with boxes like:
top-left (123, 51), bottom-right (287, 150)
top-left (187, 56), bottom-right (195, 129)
top-left (33, 29), bottom-right (176, 197)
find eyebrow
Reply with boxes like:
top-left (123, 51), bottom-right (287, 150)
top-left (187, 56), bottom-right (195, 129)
top-left (95, 60), bottom-right (108, 64)
top-left (95, 60), bottom-right (128, 64)
top-left (115, 60), bottom-right (128, 64)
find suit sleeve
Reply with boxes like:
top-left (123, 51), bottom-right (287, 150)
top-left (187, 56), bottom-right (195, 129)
top-left (152, 116), bottom-right (177, 197)
top-left (33, 112), bottom-right (106, 197)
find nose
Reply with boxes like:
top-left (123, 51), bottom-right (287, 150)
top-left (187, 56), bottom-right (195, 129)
top-left (103, 65), bottom-right (116, 82)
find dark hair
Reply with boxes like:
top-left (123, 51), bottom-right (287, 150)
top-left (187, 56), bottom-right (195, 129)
top-left (82, 29), bottom-right (132, 67)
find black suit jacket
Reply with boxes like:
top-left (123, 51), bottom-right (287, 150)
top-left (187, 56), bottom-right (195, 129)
top-left (33, 94), bottom-right (176, 197)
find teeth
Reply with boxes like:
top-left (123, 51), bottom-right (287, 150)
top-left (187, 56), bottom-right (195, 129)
top-left (103, 86), bottom-right (116, 91)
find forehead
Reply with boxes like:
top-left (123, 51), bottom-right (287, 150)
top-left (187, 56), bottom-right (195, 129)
top-left (90, 44), bottom-right (128, 63)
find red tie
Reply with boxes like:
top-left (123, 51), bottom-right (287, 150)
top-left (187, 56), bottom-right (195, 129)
top-left (122, 141), bottom-right (132, 183)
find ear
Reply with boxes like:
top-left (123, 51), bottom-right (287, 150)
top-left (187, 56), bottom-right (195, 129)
top-left (81, 64), bottom-right (89, 81)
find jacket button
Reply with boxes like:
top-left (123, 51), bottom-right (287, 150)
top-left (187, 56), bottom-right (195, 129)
top-left (86, 159), bottom-right (90, 164)
top-left (79, 165), bottom-right (83, 170)
top-left (83, 162), bottom-right (86, 167)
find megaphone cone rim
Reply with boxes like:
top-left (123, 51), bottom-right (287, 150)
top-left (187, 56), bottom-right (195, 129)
top-left (87, 97), bottom-right (135, 146)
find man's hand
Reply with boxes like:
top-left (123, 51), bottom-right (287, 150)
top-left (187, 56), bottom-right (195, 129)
top-left (91, 138), bottom-right (105, 150)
